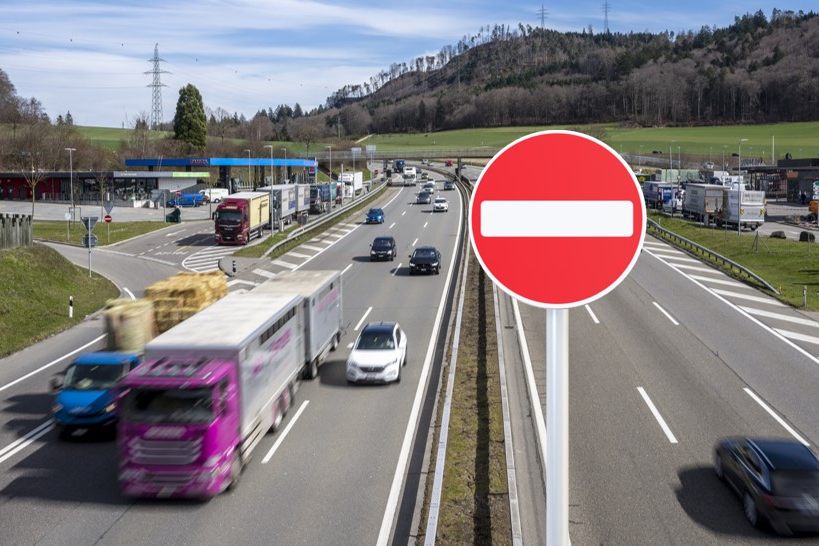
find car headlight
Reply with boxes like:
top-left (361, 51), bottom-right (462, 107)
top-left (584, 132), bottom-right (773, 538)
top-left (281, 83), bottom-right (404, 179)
top-left (52, 403), bottom-right (63, 413)
top-left (371, 251), bottom-right (376, 255)
top-left (105, 403), bottom-right (116, 413)
top-left (432, 262), bottom-right (439, 267)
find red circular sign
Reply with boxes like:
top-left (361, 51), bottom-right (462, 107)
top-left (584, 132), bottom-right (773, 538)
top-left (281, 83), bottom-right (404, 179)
top-left (103, 214), bottom-right (112, 223)
top-left (469, 131), bottom-right (646, 308)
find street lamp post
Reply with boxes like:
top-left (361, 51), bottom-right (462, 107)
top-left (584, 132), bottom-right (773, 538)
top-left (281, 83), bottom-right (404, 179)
top-left (264, 144), bottom-right (274, 184)
top-left (244, 149), bottom-right (251, 189)
top-left (722, 145), bottom-right (728, 171)
top-left (669, 141), bottom-right (675, 176)
top-left (326, 145), bottom-right (333, 181)
top-left (282, 148), bottom-right (288, 183)
top-left (737, 138), bottom-right (748, 237)
top-left (65, 147), bottom-right (76, 233)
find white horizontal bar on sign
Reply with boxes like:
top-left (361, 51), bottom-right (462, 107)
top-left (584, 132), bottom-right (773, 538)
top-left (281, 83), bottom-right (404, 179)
top-left (481, 200), bottom-right (634, 237)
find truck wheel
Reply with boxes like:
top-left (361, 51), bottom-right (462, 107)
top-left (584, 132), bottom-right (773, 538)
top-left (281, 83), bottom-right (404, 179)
top-left (331, 333), bottom-right (339, 351)
top-left (271, 403), bottom-right (284, 433)
top-left (304, 358), bottom-right (319, 380)
top-left (226, 451), bottom-right (242, 491)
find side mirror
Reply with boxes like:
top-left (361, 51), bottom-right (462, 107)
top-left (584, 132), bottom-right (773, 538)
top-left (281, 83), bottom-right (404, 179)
top-left (49, 376), bottom-right (63, 393)
top-left (408, 254), bottom-right (412, 258)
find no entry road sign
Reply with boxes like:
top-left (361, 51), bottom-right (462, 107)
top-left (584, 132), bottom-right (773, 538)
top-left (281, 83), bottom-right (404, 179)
top-left (469, 130), bottom-right (646, 308)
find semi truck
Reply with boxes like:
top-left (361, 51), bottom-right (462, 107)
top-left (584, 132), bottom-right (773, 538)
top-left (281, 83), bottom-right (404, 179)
top-left (252, 270), bottom-right (343, 380)
top-left (393, 159), bottom-right (405, 173)
top-left (214, 191), bottom-right (270, 245)
top-left (259, 184), bottom-right (297, 227)
top-left (295, 184), bottom-right (311, 214)
top-left (402, 166), bottom-right (417, 186)
top-left (642, 181), bottom-right (673, 209)
top-left (683, 183), bottom-right (725, 224)
top-left (717, 189), bottom-right (766, 230)
top-left (118, 292), bottom-right (305, 498)
top-left (340, 172), bottom-right (363, 198)
top-left (310, 183), bottom-right (337, 213)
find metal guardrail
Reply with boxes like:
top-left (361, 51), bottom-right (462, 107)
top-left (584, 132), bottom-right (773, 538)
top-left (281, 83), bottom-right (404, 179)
top-left (647, 219), bottom-right (779, 294)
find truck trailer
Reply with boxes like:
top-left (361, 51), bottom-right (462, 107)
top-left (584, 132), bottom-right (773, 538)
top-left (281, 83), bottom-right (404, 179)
top-left (683, 183), bottom-right (725, 224)
top-left (340, 172), bottom-right (363, 198)
top-left (295, 184), bottom-right (311, 214)
top-left (252, 270), bottom-right (343, 380)
top-left (310, 184), bottom-right (337, 213)
top-left (214, 191), bottom-right (270, 245)
top-left (717, 189), bottom-right (766, 230)
top-left (259, 184), bottom-right (298, 227)
top-left (118, 292), bottom-right (305, 498)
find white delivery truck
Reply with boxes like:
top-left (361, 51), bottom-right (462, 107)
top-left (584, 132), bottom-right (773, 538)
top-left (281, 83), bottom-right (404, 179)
top-left (340, 172), bottom-right (364, 198)
top-left (199, 187), bottom-right (230, 203)
top-left (259, 184), bottom-right (297, 226)
top-left (252, 270), bottom-right (343, 379)
top-left (717, 188), bottom-right (765, 230)
top-left (295, 184), bottom-right (311, 215)
top-left (402, 167), bottom-right (417, 187)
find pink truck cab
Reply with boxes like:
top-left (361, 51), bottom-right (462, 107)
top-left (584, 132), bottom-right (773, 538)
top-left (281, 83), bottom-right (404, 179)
top-left (214, 191), bottom-right (270, 245)
top-left (118, 292), bottom-right (304, 498)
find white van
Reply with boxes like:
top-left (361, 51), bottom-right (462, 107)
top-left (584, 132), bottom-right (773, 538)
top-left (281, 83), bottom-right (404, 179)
top-left (199, 187), bottom-right (230, 203)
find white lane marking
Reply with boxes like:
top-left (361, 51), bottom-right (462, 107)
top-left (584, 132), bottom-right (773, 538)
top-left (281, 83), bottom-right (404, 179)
top-left (392, 263), bottom-right (402, 277)
top-left (301, 244), bottom-right (324, 252)
top-left (423, 222), bottom-right (428, 228)
top-left (0, 420), bottom-right (55, 465)
top-left (0, 335), bottom-right (106, 394)
top-left (688, 274), bottom-right (745, 287)
top-left (645, 250), bottom-right (819, 367)
top-left (774, 329), bottom-right (819, 346)
top-left (584, 304), bottom-right (600, 324)
top-left (322, 232), bottom-right (342, 239)
top-left (165, 230), bottom-right (185, 237)
top-left (401, 211), bottom-right (406, 216)
top-left (711, 288), bottom-right (786, 306)
top-left (481, 200), bottom-right (633, 237)
top-left (637, 387), bottom-right (678, 444)
top-left (671, 263), bottom-right (718, 274)
top-left (412, 238), bottom-right (418, 247)
top-left (252, 268), bottom-right (276, 279)
top-left (389, 222), bottom-right (396, 229)
top-left (738, 307), bottom-right (819, 329)
top-left (652, 301), bottom-right (679, 326)
top-left (261, 400), bottom-right (310, 464)
top-left (646, 247), bottom-right (685, 255)
top-left (659, 255), bottom-right (701, 264)
top-left (186, 246), bottom-right (234, 257)
top-left (288, 252), bottom-right (311, 259)
top-left (378, 182), bottom-right (463, 546)
top-left (744, 388), bottom-right (809, 446)
top-left (354, 307), bottom-right (373, 331)
top-left (272, 259), bottom-right (298, 270)
top-left (227, 279), bottom-right (258, 288)
top-left (123, 287), bottom-right (136, 300)
top-left (341, 263), bottom-right (353, 276)
top-left (347, 342), bottom-right (354, 349)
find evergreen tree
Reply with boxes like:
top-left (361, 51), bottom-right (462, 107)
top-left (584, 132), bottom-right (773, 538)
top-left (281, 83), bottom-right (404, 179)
top-left (172, 83), bottom-right (207, 149)
top-left (65, 111), bottom-right (73, 125)
top-left (56, 114), bottom-right (64, 125)
top-left (293, 103), bottom-right (303, 118)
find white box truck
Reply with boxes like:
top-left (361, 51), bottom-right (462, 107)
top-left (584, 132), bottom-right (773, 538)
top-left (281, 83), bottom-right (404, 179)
top-left (340, 172), bottom-right (364, 197)
top-left (252, 270), bottom-right (343, 379)
top-left (718, 189), bottom-right (765, 230)
top-left (295, 184), bottom-right (311, 214)
top-left (683, 183), bottom-right (724, 224)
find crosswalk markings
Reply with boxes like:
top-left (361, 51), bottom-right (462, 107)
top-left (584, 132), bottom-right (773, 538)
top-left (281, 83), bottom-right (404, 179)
top-left (711, 288), bottom-right (786, 306)
top-left (288, 252), bottom-right (311, 259)
top-left (252, 268), bottom-right (276, 279)
top-left (671, 263), bottom-right (718, 274)
top-left (774, 328), bottom-right (819, 346)
top-left (182, 246), bottom-right (236, 272)
top-left (659, 255), bottom-right (700, 264)
top-left (688, 274), bottom-right (745, 288)
top-left (738, 306), bottom-right (819, 329)
top-left (301, 244), bottom-right (325, 252)
top-left (272, 259), bottom-right (298, 270)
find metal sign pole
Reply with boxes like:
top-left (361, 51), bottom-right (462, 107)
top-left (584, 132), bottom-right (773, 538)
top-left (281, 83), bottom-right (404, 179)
top-left (546, 307), bottom-right (570, 546)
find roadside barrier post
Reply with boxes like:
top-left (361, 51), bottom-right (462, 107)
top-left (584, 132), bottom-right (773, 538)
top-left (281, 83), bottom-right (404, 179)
top-left (69, 296), bottom-right (73, 319)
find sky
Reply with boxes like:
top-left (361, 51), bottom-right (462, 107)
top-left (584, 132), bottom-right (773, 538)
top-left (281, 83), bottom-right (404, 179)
top-left (0, 1), bottom-right (815, 128)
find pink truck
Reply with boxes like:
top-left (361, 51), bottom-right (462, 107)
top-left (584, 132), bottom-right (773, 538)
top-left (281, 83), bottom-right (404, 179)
top-left (117, 292), bottom-right (304, 498)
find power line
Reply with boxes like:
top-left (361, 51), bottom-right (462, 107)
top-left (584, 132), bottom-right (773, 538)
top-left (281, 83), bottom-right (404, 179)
top-left (537, 4), bottom-right (548, 28)
top-left (145, 43), bottom-right (170, 130)
top-left (602, 0), bottom-right (611, 34)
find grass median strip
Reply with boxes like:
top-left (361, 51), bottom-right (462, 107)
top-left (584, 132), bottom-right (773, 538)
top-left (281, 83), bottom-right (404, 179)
top-left (34, 220), bottom-right (170, 246)
top-left (648, 212), bottom-right (819, 310)
top-left (0, 244), bottom-right (118, 357)
top-left (422, 250), bottom-right (511, 544)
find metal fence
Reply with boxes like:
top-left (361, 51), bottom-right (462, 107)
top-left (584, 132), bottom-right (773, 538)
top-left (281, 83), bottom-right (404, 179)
top-left (0, 213), bottom-right (33, 250)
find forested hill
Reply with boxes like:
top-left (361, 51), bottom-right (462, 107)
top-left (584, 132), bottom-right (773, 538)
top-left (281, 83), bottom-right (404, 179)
top-left (325, 10), bottom-right (819, 133)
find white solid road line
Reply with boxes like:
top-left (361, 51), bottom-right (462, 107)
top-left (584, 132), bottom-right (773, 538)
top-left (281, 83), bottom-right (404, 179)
top-left (0, 334), bottom-right (106, 394)
top-left (412, 238), bottom-right (418, 247)
top-left (0, 419), bottom-right (55, 465)
top-left (354, 307), bottom-right (373, 331)
top-left (637, 387), bottom-right (679, 444)
top-left (584, 304), bottom-right (600, 324)
top-left (389, 222), bottom-right (396, 229)
top-left (744, 388), bottom-right (809, 446)
top-left (688, 274), bottom-right (745, 287)
top-left (774, 328), bottom-right (819, 346)
top-left (301, 244), bottom-right (324, 252)
top-left (341, 263), bottom-right (353, 276)
top-left (711, 288), bottom-right (785, 306)
top-left (738, 307), bottom-right (819, 329)
top-left (252, 268), bottom-right (276, 279)
top-left (261, 400), bottom-right (310, 464)
top-left (272, 259), bottom-right (298, 270)
top-left (392, 263), bottom-right (402, 277)
top-left (482, 200), bottom-right (633, 237)
top-left (652, 301), bottom-right (680, 326)
top-left (123, 287), bottom-right (136, 300)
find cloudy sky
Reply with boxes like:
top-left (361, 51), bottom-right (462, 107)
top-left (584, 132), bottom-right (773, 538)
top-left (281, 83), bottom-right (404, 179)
top-left (0, 1), bottom-right (815, 127)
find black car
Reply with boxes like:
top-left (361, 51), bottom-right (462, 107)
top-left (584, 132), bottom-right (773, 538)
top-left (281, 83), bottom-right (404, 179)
top-left (714, 437), bottom-right (819, 535)
top-left (416, 191), bottom-right (432, 205)
top-left (408, 246), bottom-right (442, 275)
top-left (370, 236), bottom-right (397, 261)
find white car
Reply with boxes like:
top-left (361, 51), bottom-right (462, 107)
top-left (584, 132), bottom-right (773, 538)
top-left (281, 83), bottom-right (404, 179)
top-left (433, 197), bottom-right (449, 212)
top-left (346, 322), bottom-right (408, 384)
top-left (423, 181), bottom-right (435, 194)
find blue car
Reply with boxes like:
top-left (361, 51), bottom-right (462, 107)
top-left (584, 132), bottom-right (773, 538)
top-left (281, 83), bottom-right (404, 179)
top-left (51, 352), bottom-right (141, 439)
top-left (366, 207), bottom-right (385, 224)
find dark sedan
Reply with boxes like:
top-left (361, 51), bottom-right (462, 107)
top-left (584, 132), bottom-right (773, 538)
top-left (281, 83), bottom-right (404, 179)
top-left (416, 191), bottom-right (432, 205)
top-left (408, 246), bottom-right (441, 275)
top-left (370, 236), bottom-right (397, 261)
top-left (714, 437), bottom-right (819, 535)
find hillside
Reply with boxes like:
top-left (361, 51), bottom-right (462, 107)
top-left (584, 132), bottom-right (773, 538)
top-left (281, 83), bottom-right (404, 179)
top-left (328, 10), bottom-right (819, 133)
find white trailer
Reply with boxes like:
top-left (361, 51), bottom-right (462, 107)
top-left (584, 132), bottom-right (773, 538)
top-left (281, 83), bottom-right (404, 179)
top-left (718, 189), bottom-right (766, 230)
top-left (340, 172), bottom-right (364, 197)
top-left (252, 270), bottom-right (343, 380)
top-left (683, 183), bottom-right (724, 224)
top-left (295, 184), bottom-right (311, 214)
top-left (259, 184), bottom-right (297, 225)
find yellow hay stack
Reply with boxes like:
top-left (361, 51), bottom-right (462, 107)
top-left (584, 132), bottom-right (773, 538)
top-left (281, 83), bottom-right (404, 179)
top-left (103, 298), bottom-right (157, 354)
top-left (143, 271), bottom-right (228, 333)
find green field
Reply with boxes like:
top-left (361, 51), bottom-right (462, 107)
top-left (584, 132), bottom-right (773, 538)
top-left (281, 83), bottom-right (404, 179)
top-left (0, 244), bottom-right (118, 357)
top-left (33, 220), bottom-right (170, 246)
top-left (75, 126), bottom-right (170, 150)
top-left (368, 121), bottom-right (819, 160)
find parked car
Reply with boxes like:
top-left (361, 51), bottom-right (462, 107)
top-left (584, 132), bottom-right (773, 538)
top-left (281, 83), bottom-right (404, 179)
top-left (444, 180), bottom-right (456, 191)
top-left (370, 236), bottom-right (397, 261)
top-left (199, 188), bottom-right (230, 203)
top-left (714, 437), bottom-right (819, 535)
top-left (346, 322), bottom-right (408, 384)
top-left (416, 191), bottom-right (432, 205)
top-left (433, 197), bottom-right (449, 213)
top-left (168, 193), bottom-right (204, 207)
top-left (409, 246), bottom-right (442, 275)
top-left (366, 207), bottom-right (385, 224)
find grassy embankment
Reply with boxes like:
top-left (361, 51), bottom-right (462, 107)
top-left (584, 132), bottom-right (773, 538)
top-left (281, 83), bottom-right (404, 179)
top-left (420, 250), bottom-right (511, 544)
top-left (649, 212), bottom-right (819, 310)
top-left (33, 220), bottom-right (170, 246)
top-left (0, 244), bottom-right (118, 357)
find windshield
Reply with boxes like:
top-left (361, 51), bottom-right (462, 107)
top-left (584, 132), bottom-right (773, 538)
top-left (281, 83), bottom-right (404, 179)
top-left (435, 198), bottom-right (446, 204)
top-left (772, 471), bottom-right (819, 495)
top-left (418, 192), bottom-right (429, 199)
top-left (356, 331), bottom-right (395, 350)
top-left (122, 388), bottom-right (214, 424)
top-left (217, 210), bottom-right (242, 223)
top-left (63, 363), bottom-right (125, 390)
top-left (373, 239), bottom-right (392, 249)
top-left (414, 249), bottom-right (437, 259)
top-left (368, 209), bottom-right (382, 216)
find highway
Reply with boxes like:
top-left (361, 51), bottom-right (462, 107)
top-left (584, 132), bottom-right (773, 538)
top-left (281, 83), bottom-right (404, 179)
top-left (0, 178), bottom-right (464, 545)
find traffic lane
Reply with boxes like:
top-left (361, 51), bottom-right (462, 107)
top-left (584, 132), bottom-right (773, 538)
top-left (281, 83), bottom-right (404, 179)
top-left (633, 251), bottom-right (819, 443)
top-left (0, 185), bottom-right (462, 544)
top-left (113, 220), bottom-right (214, 265)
